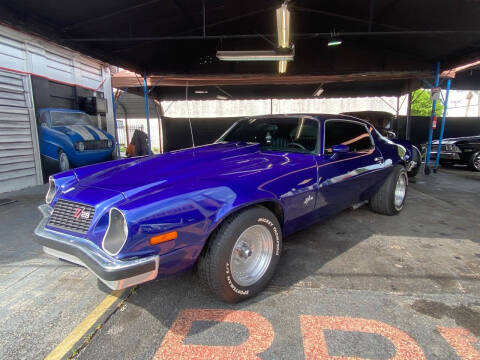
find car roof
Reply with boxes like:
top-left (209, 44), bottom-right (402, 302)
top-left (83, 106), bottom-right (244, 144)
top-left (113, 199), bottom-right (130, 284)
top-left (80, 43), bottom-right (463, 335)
top-left (242, 113), bottom-right (372, 126)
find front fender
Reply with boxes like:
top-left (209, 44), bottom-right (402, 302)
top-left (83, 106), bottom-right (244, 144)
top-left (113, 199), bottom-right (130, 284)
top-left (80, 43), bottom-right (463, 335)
top-left (39, 128), bottom-right (75, 161)
top-left (112, 182), bottom-right (281, 264)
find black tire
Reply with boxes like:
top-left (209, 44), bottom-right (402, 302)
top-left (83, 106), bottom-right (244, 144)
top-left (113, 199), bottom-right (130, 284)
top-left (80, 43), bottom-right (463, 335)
top-left (370, 165), bottom-right (408, 216)
top-left (407, 146), bottom-right (421, 178)
top-left (468, 151), bottom-right (480, 172)
top-left (58, 149), bottom-right (70, 172)
top-left (407, 164), bottom-right (420, 178)
top-left (198, 206), bottom-right (282, 303)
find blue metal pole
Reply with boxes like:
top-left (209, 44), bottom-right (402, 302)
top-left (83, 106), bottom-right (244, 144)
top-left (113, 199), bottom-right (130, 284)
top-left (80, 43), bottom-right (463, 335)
top-left (143, 72), bottom-right (152, 155)
top-left (424, 61), bottom-right (440, 174)
top-left (111, 89), bottom-right (121, 159)
top-left (434, 78), bottom-right (451, 170)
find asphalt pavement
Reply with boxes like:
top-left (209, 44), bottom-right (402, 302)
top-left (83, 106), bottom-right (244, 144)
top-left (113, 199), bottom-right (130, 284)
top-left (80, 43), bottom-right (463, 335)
top-left (0, 166), bottom-right (479, 359)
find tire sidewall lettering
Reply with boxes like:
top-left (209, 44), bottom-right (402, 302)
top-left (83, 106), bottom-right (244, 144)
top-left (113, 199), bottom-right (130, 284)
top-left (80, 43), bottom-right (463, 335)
top-left (224, 214), bottom-right (281, 297)
top-left (257, 217), bottom-right (280, 256)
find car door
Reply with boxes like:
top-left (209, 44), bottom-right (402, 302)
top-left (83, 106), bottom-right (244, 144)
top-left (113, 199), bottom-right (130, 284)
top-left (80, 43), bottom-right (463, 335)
top-left (314, 119), bottom-right (384, 216)
top-left (254, 117), bottom-right (319, 235)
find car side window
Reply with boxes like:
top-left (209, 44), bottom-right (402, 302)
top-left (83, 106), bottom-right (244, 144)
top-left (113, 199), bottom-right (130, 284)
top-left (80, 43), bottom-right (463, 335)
top-left (222, 117), bottom-right (319, 154)
top-left (324, 120), bottom-right (374, 154)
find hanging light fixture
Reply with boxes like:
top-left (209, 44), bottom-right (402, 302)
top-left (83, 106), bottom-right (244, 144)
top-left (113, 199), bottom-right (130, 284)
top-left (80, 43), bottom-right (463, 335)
top-left (327, 38), bottom-right (342, 47)
top-left (327, 30), bottom-right (342, 47)
top-left (216, 2), bottom-right (293, 74)
top-left (277, 3), bottom-right (291, 74)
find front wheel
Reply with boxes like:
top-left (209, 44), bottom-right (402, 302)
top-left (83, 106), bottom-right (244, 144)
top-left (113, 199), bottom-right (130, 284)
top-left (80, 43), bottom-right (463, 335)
top-left (198, 206), bottom-right (282, 303)
top-left (370, 165), bottom-right (408, 215)
top-left (469, 151), bottom-right (480, 172)
top-left (58, 150), bottom-right (70, 172)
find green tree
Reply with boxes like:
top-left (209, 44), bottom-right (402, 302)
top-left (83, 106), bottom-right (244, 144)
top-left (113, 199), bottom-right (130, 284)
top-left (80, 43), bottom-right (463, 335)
top-left (410, 89), bottom-right (444, 116)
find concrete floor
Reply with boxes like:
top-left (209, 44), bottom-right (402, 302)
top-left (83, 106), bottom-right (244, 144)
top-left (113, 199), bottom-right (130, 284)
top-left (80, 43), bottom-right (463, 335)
top-left (0, 166), bottom-right (479, 359)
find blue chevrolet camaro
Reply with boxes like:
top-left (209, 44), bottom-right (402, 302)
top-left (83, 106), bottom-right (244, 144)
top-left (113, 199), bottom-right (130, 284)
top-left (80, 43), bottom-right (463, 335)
top-left (37, 108), bottom-right (115, 173)
top-left (35, 114), bottom-right (414, 302)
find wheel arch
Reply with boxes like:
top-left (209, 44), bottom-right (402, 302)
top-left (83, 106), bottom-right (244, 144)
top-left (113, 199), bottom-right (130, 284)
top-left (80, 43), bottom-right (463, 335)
top-left (199, 199), bottom-right (284, 257)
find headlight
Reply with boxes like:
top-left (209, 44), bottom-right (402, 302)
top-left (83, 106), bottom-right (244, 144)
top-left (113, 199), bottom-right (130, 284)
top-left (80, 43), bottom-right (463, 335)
top-left (76, 141), bottom-right (85, 151)
top-left (107, 139), bottom-right (113, 148)
top-left (45, 177), bottom-right (56, 204)
top-left (102, 208), bottom-right (128, 256)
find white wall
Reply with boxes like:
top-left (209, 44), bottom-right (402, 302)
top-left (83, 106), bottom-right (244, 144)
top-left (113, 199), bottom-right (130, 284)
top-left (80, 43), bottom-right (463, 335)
top-left (0, 24), bottom-right (114, 131)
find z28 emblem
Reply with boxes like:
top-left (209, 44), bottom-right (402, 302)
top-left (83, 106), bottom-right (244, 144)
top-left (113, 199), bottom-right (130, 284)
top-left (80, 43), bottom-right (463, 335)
top-left (73, 208), bottom-right (91, 220)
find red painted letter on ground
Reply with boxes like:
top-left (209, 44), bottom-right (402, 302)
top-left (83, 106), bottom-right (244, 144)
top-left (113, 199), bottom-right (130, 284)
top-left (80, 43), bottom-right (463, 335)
top-left (437, 327), bottom-right (480, 360)
top-left (300, 315), bottom-right (426, 360)
top-left (153, 308), bottom-right (274, 360)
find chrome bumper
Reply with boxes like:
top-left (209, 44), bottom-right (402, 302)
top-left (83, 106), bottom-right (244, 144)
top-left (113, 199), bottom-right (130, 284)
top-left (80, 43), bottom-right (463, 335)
top-left (34, 204), bottom-right (159, 290)
top-left (429, 151), bottom-right (461, 160)
top-left (406, 160), bottom-right (417, 172)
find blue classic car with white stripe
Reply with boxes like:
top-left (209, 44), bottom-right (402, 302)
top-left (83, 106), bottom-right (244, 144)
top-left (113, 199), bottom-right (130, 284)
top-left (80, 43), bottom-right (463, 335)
top-left (37, 108), bottom-right (115, 172)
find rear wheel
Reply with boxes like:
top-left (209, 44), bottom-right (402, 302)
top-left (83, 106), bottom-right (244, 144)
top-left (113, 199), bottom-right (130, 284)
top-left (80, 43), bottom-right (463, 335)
top-left (58, 150), bottom-right (70, 172)
top-left (370, 165), bottom-right (408, 215)
top-left (198, 206), bottom-right (282, 303)
top-left (469, 151), bottom-right (480, 172)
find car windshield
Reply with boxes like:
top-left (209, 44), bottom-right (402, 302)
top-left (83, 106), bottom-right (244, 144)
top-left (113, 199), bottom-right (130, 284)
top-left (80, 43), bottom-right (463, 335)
top-left (51, 111), bottom-right (93, 126)
top-left (219, 117), bottom-right (318, 154)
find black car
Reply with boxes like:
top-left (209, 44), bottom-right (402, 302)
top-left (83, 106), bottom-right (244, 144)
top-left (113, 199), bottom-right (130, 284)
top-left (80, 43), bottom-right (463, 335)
top-left (425, 135), bottom-right (480, 171)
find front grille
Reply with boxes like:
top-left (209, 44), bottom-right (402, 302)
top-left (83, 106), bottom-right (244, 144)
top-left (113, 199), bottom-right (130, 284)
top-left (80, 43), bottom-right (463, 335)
top-left (48, 199), bottom-right (95, 234)
top-left (84, 140), bottom-right (109, 150)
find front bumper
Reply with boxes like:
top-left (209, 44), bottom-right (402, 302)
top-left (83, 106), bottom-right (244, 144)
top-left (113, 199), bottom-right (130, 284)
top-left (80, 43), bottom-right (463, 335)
top-left (34, 204), bottom-right (159, 290)
top-left (428, 151), bottom-right (461, 160)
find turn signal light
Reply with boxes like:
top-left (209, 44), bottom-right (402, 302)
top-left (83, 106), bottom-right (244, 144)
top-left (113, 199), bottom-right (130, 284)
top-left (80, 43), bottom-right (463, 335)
top-left (150, 231), bottom-right (178, 245)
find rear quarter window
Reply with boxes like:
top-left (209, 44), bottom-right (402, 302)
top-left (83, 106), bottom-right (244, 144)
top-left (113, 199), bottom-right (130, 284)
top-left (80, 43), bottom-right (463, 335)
top-left (324, 120), bottom-right (374, 154)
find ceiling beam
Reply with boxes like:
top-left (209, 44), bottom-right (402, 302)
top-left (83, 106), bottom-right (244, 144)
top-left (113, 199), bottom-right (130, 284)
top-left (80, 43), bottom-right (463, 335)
top-left (63, 30), bottom-right (480, 42)
top-left (62, 0), bottom-right (164, 31)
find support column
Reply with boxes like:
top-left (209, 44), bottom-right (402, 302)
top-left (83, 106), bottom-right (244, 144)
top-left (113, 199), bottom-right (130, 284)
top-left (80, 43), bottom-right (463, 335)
top-left (434, 78), bottom-right (452, 171)
top-left (143, 72), bottom-right (152, 154)
top-left (111, 88), bottom-right (121, 159)
top-left (424, 61), bottom-right (440, 175)
top-left (405, 92), bottom-right (412, 140)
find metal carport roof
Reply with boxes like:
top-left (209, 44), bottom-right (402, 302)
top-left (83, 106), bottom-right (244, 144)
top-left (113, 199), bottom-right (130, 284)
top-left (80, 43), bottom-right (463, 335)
top-left (1, 0), bottom-right (479, 98)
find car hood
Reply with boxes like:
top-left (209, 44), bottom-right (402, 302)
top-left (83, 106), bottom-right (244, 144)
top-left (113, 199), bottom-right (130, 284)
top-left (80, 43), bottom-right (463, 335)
top-left (74, 142), bottom-right (271, 199)
top-left (52, 124), bottom-right (112, 142)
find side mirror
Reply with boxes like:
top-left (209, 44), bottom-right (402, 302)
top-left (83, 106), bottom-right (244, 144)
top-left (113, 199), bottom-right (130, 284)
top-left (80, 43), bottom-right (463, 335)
top-left (332, 144), bottom-right (349, 153)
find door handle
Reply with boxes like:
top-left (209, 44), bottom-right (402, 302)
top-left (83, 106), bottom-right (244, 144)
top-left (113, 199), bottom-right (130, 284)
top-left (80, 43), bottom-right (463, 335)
top-left (374, 157), bottom-right (384, 164)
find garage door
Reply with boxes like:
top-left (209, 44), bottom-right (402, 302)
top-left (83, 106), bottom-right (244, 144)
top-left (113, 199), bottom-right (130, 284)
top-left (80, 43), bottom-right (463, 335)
top-left (0, 69), bottom-right (42, 193)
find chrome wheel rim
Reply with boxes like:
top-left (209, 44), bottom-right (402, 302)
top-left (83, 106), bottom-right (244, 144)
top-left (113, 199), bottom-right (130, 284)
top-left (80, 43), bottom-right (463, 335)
top-left (474, 153), bottom-right (480, 170)
top-left (230, 224), bottom-right (273, 287)
top-left (394, 173), bottom-right (407, 209)
top-left (59, 152), bottom-right (69, 171)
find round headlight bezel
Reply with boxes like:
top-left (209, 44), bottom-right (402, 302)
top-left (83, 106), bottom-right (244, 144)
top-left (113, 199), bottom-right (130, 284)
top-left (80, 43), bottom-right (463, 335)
top-left (107, 139), bottom-right (113, 148)
top-left (45, 177), bottom-right (56, 204)
top-left (102, 208), bottom-right (129, 256)
top-left (77, 141), bottom-right (85, 151)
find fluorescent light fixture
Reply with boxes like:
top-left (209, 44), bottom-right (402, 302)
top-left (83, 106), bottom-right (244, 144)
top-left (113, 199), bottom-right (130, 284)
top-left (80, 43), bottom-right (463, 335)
top-left (328, 38), bottom-right (342, 47)
top-left (216, 3), bottom-right (293, 74)
top-left (216, 50), bottom-right (294, 62)
top-left (216, 95), bottom-right (228, 100)
top-left (277, 3), bottom-right (291, 74)
top-left (194, 90), bottom-right (208, 94)
top-left (313, 86), bottom-right (324, 97)
top-left (276, 4), bottom-right (290, 48)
